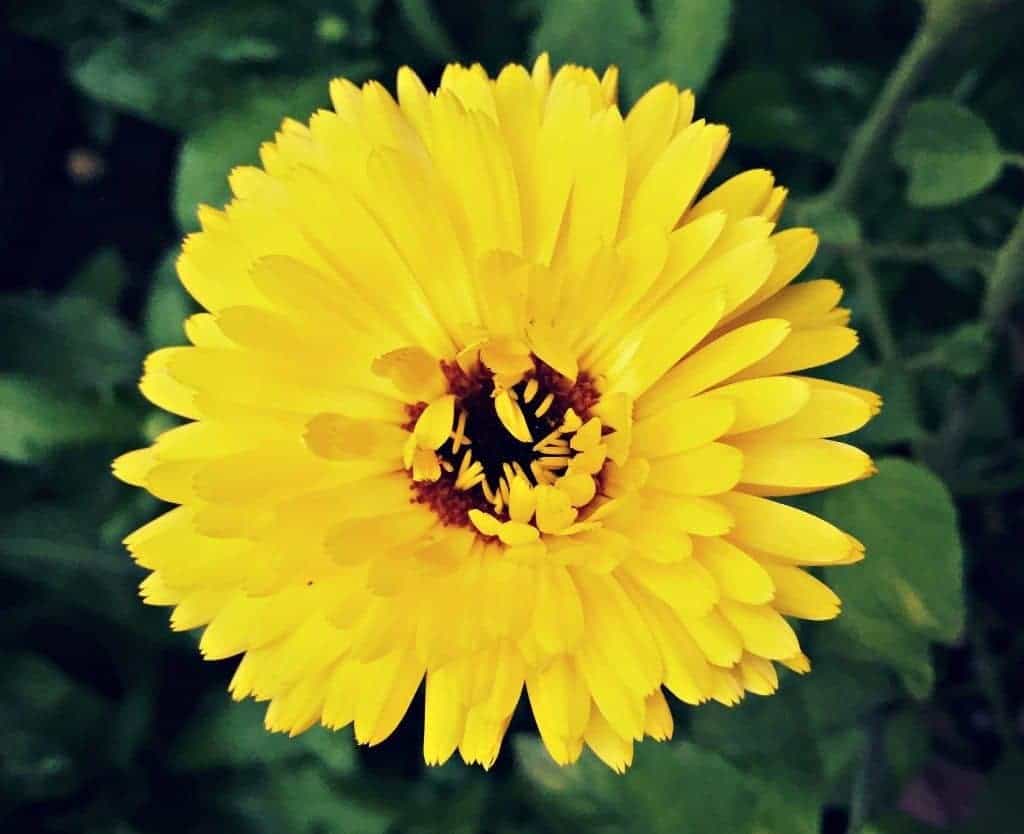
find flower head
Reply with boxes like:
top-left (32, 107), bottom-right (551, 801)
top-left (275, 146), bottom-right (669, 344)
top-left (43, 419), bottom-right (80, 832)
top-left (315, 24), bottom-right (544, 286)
top-left (114, 55), bottom-right (878, 772)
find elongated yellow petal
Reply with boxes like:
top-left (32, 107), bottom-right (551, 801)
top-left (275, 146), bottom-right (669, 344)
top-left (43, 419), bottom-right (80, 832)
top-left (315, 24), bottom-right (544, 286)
top-left (719, 492), bottom-right (860, 564)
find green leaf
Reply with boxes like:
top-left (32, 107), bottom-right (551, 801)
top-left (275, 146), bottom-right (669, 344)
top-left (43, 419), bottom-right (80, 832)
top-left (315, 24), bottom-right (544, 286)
top-left (822, 458), bottom-right (966, 696)
top-left (516, 738), bottom-right (759, 834)
top-left (172, 696), bottom-right (307, 770)
top-left (66, 247), bottom-right (129, 308)
top-left (627, 0), bottom-right (733, 99)
top-left (828, 356), bottom-right (923, 448)
top-left (144, 250), bottom-right (196, 347)
top-left (398, 0), bottom-right (458, 60)
top-left (0, 375), bottom-right (136, 463)
top-left (0, 293), bottom-right (144, 392)
top-left (173, 77), bottom-right (329, 230)
top-left (0, 653), bottom-right (111, 803)
top-left (531, 0), bottom-right (649, 83)
top-left (708, 69), bottom-right (823, 156)
top-left (932, 322), bottom-right (994, 378)
top-left (796, 200), bottom-right (862, 246)
top-left (531, 0), bottom-right (731, 103)
top-left (893, 99), bottom-right (1005, 207)
top-left (270, 766), bottom-right (394, 834)
top-left (19, 3), bottom-right (382, 131)
top-left (689, 659), bottom-right (894, 798)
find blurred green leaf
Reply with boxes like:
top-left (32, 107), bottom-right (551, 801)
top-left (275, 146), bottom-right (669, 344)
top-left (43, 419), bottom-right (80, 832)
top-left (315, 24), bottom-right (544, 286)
top-left (173, 696), bottom-right (304, 770)
top-left (709, 69), bottom-right (822, 155)
top-left (532, 0), bottom-right (731, 103)
top-left (0, 375), bottom-right (136, 463)
top-left (823, 458), bottom-right (966, 696)
top-left (627, 0), bottom-right (733, 98)
top-left (893, 99), bottom-right (1005, 207)
top-left (530, 0), bottom-right (649, 80)
top-left (797, 200), bottom-right (863, 246)
top-left (931, 322), bottom-right (994, 377)
top-left (144, 250), bottom-right (195, 347)
top-left (17, 1), bottom-right (381, 131)
top-left (832, 356), bottom-right (924, 448)
top-left (0, 293), bottom-right (144, 392)
top-left (690, 659), bottom-right (894, 799)
top-left (0, 654), bottom-right (111, 806)
top-left (398, 0), bottom-right (457, 60)
top-left (271, 765), bottom-right (394, 834)
top-left (516, 738), bottom-right (760, 834)
top-left (66, 247), bottom-right (129, 308)
top-left (884, 707), bottom-right (930, 792)
top-left (173, 77), bottom-right (329, 230)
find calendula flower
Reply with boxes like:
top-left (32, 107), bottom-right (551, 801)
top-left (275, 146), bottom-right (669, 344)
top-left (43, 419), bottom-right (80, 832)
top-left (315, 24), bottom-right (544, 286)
top-left (114, 55), bottom-right (878, 772)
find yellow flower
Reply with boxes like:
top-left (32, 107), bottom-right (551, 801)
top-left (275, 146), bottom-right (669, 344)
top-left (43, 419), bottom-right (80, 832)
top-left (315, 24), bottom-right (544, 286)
top-left (113, 55), bottom-right (879, 773)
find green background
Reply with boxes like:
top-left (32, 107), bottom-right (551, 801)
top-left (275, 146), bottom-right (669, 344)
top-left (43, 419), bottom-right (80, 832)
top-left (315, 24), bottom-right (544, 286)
top-left (3, 0), bottom-right (1023, 831)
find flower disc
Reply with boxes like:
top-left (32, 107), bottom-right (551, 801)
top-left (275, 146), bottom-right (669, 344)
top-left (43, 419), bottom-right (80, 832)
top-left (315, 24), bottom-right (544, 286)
top-left (114, 56), bottom-right (879, 772)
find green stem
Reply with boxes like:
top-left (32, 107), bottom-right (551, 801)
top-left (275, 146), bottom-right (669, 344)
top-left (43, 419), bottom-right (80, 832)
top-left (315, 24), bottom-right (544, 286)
top-left (981, 205), bottom-right (1024, 334)
top-left (1004, 152), bottom-right (1024, 171)
top-left (846, 255), bottom-right (899, 362)
top-left (823, 241), bottom-right (995, 273)
top-left (846, 710), bottom-right (887, 833)
top-left (971, 611), bottom-right (1020, 752)
top-left (827, 23), bottom-right (949, 209)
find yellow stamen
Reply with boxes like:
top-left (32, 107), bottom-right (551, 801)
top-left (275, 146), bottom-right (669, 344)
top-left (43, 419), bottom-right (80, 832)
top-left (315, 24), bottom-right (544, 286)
top-left (494, 389), bottom-right (533, 442)
top-left (535, 392), bottom-right (555, 417)
top-left (523, 378), bottom-right (539, 403)
top-left (451, 409), bottom-right (468, 453)
top-left (532, 426), bottom-right (565, 452)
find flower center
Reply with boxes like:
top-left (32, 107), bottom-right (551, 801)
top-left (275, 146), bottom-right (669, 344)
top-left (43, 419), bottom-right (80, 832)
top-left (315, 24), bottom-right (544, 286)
top-left (409, 358), bottom-right (602, 530)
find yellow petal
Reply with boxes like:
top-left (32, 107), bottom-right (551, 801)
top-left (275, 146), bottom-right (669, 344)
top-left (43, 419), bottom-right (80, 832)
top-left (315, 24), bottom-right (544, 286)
top-left (732, 326), bottom-right (858, 380)
top-left (683, 608), bottom-right (744, 667)
top-left (693, 537), bottom-right (774, 605)
top-left (372, 347), bottom-right (448, 402)
top-left (534, 484), bottom-right (578, 533)
top-left (622, 122), bottom-right (713, 236)
top-left (632, 396), bottom-right (735, 457)
top-left (719, 491), bottom-right (858, 564)
top-left (508, 476), bottom-right (537, 524)
top-left (305, 413), bottom-right (407, 461)
top-left (733, 437), bottom-right (875, 494)
top-left (718, 600), bottom-right (800, 660)
top-left (583, 705), bottom-right (634, 773)
top-left (640, 320), bottom-right (791, 416)
top-left (646, 442), bottom-right (743, 496)
top-left (714, 377), bottom-right (811, 435)
top-left (755, 381), bottom-right (875, 438)
top-left (526, 320), bottom-right (578, 382)
top-left (687, 169), bottom-right (775, 222)
top-left (414, 395), bottom-right (456, 450)
top-left (761, 562), bottom-right (841, 621)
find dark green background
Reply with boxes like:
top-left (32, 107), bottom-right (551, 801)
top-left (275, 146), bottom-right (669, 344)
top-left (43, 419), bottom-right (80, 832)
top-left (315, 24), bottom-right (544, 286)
top-left (2, 1), bottom-right (1022, 832)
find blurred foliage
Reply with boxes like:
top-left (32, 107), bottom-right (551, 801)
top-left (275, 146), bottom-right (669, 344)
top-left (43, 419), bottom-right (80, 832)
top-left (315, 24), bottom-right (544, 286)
top-left (4, 0), bottom-right (1024, 832)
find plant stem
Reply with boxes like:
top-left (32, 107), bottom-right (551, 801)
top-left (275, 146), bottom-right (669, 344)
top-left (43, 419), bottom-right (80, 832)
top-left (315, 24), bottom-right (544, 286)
top-left (827, 23), bottom-right (949, 209)
top-left (846, 255), bottom-right (899, 362)
top-left (981, 205), bottom-right (1024, 334)
top-left (1004, 152), bottom-right (1024, 171)
top-left (971, 611), bottom-right (1020, 752)
top-left (822, 240), bottom-right (995, 273)
top-left (846, 710), bottom-right (887, 833)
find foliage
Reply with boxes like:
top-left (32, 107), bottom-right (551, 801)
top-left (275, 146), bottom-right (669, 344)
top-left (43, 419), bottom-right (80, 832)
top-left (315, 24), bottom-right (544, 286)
top-left (4, 1), bottom-right (1024, 833)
